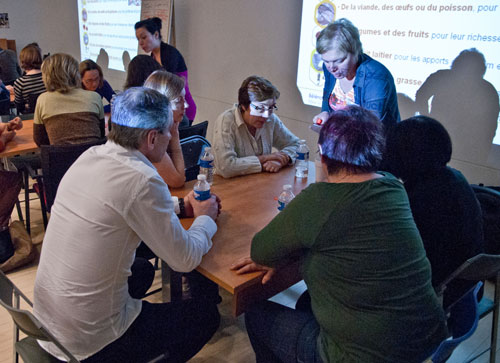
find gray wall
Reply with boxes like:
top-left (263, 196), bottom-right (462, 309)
top-left (1, 0), bottom-right (499, 184)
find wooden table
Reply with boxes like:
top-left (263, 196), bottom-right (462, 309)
top-left (167, 162), bottom-right (315, 316)
top-left (0, 119), bottom-right (37, 158)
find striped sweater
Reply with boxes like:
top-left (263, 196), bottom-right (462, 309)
top-left (13, 72), bottom-right (46, 113)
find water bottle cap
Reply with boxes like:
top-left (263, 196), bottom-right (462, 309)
top-left (197, 174), bottom-right (207, 181)
top-left (204, 146), bottom-right (211, 151)
top-left (283, 184), bottom-right (292, 190)
top-left (299, 139), bottom-right (306, 144)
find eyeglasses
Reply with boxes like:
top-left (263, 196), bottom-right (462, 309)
top-left (250, 103), bottom-right (278, 113)
top-left (171, 96), bottom-right (188, 111)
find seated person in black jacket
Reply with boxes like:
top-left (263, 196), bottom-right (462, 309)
top-left (384, 115), bottom-right (484, 308)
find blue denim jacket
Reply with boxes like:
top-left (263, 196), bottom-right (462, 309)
top-left (321, 53), bottom-right (400, 130)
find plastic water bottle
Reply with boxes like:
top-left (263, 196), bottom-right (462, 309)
top-left (194, 174), bottom-right (211, 201)
top-left (295, 140), bottom-right (309, 178)
top-left (277, 184), bottom-right (295, 211)
top-left (199, 147), bottom-right (214, 185)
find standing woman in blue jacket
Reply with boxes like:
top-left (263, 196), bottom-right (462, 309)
top-left (313, 18), bottom-right (400, 131)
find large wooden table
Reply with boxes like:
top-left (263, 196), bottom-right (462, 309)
top-left (168, 163), bottom-right (315, 316)
top-left (0, 119), bottom-right (37, 158)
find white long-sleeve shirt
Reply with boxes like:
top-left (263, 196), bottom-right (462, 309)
top-left (34, 141), bottom-right (217, 360)
top-left (213, 105), bottom-right (300, 178)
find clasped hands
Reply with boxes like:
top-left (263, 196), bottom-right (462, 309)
top-left (183, 190), bottom-right (222, 221)
top-left (258, 152), bottom-right (290, 173)
top-left (0, 117), bottom-right (23, 147)
top-left (230, 256), bottom-right (275, 284)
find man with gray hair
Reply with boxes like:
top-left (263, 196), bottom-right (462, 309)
top-left (34, 87), bottom-right (221, 362)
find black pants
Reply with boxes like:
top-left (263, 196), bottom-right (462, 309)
top-left (85, 268), bottom-right (220, 363)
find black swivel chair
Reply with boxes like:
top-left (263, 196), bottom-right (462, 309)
top-left (178, 120), bottom-right (208, 140)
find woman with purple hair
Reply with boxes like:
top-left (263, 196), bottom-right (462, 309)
top-left (232, 105), bottom-right (447, 362)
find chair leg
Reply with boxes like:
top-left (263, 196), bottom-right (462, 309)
top-left (23, 170), bottom-right (30, 235)
top-left (160, 260), bottom-right (182, 302)
top-left (37, 181), bottom-right (48, 229)
top-left (15, 200), bottom-right (23, 223)
top-left (13, 293), bottom-right (20, 363)
top-left (490, 274), bottom-right (500, 363)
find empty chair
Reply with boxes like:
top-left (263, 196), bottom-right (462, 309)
top-left (180, 135), bottom-right (211, 181)
top-left (0, 270), bottom-right (80, 362)
top-left (179, 120), bottom-right (208, 140)
top-left (436, 254), bottom-right (500, 363)
top-left (427, 282), bottom-right (482, 363)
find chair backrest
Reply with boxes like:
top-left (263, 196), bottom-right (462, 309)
top-left (41, 138), bottom-right (107, 211)
top-left (179, 120), bottom-right (209, 140)
top-left (429, 282), bottom-right (482, 363)
top-left (180, 135), bottom-right (211, 182)
top-left (436, 254), bottom-right (500, 297)
top-left (25, 93), bottom-right (41, 114)
top-left (0, 271), bottom-right (80, 362)
top-left (471, 185), bottom-right (500, 254)
top-left (0, 97), bottom-right (10, 116)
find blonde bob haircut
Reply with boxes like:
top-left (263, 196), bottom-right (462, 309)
top-left (41, 53), bottom-right (81, 93)
top-left (143, 70), bottom-right (185, 101)
top-left (316, 18), bottom-right (363, 58)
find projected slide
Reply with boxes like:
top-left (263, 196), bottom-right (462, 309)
top-left (297, 0), bottom-right (500, 145)
top-left (77, 0), bottom-right (141, 72)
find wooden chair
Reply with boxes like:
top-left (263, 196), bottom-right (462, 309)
top-left (436, 254), bottom-right (500, 363)
top-left (0, 270), bottom-right (80, 362)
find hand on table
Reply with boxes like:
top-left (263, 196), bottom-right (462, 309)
top-left (184, 191), bottom-right (222, 221)
top-left (262, 160), bottom-right (282, 173)
top-left (258, 152), bottom-right (290, 173)
top-left (230, 257), bottom-right (275, 284)
top-left (8, 117), bottom-right (23, 131)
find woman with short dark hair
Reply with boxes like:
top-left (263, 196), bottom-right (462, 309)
top-left (233, 105), bottom-right (447, 362)
top-left (123, 54), bottom-right (162, 90)
top-left (79, 59), bottom-right (115, 113)
top-left (213, 75), bottom-right (300, 178)
top-left (384, 115), bottom-right (484, 308)
top-left (13, 44), bottom-right (46, 114)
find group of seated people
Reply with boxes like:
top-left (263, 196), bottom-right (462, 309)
top-left (0, 17), bottom-right (487, 363)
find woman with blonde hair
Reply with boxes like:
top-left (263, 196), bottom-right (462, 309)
top-left (34, 53), bottom-right (104, 146)
top-left (13, 43), bottom-right (46, 113)
top-left (144, 69), bottom-right (187, 187)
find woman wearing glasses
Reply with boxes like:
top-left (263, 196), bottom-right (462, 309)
top-left (213, 75), bottom-right (300, 178)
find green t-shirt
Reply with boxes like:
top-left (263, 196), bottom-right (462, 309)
top-left (251, 173), bottom-right (447, 362)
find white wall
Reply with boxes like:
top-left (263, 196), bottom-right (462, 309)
top-left (0, 0), bottom-right (79, 59)
top-left (2, 0), bottom-right (499, 184)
